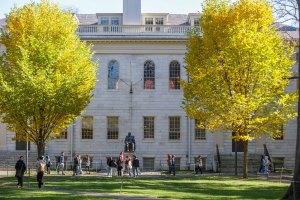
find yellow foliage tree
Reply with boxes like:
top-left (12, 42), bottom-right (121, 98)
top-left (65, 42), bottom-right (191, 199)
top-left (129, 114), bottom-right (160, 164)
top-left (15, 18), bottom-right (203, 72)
top-left (183, 0), bottom-right (297, 178)
top-left (0, 1), bottom-right (97, 157)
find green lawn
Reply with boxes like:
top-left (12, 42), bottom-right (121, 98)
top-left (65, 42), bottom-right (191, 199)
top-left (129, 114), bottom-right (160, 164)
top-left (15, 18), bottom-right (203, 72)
top-left (0, 174), bottom-right (288, 199)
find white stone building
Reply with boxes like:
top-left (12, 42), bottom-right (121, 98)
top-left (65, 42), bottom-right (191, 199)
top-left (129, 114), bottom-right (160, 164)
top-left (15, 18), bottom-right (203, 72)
top-left (0, 0), bottom-right (298, 172)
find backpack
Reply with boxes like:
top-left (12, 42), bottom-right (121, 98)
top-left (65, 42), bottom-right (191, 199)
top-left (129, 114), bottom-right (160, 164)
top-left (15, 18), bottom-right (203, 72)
top-left (111, 160), bottom-right (117, 168)
top-left (58, 156), bottom-right (61, 163)
top-left (38, 162), bottom-right (45, 172)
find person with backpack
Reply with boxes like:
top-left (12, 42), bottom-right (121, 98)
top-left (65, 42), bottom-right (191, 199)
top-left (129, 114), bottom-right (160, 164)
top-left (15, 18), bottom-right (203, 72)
top-left (57, 152), bottom-right (65, 175)
top-left (36, 156), bottom-right (46, 189)
top-left (15, 156), bottom-right (26, 188)
top-left (45, 155), bottom-right (51, 174)
top-left (109, 159), bottom-right (118, 176)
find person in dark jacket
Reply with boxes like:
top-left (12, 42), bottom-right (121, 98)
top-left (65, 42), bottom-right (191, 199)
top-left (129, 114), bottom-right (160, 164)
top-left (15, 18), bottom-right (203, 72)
top-left (15, 156), bottom-right (26, 188)
top-left (117, 159), bottom-right (123, 176)
top-left (132, 155), bottom-right (140, 177)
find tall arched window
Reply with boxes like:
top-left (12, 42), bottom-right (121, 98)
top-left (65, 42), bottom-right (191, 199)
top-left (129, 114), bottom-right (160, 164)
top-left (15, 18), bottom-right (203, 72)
top-left (108, 60), bottom-right (119, 89)
top-left (169, 61), bottom-right (180, 89)
top-left (144, 60), bottom-right (155, 89)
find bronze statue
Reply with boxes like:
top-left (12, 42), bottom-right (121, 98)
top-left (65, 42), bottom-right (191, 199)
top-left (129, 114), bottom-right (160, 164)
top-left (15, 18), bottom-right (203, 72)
top-left (125, 132), bottom-right (135, 152)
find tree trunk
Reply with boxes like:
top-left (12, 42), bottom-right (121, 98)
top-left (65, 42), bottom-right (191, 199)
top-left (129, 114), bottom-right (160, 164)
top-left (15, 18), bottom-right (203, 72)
top-left (243, 140), bottom-right (248, 179)
top-left (283, 2), bottom-right (300, 197)
top-left (37, 140), bottom-right (45, 158)
top-left (283, 103), bottom-right (300, 200)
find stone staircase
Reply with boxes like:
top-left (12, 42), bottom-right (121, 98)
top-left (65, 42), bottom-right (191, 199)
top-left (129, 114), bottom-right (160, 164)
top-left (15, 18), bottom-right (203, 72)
top-left (216, 154), bottom-right (260, 174)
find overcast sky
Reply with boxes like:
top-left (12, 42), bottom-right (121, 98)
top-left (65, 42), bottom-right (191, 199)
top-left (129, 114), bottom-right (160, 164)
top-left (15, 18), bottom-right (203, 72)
top-left (0, 0), bottom-right (203, 18)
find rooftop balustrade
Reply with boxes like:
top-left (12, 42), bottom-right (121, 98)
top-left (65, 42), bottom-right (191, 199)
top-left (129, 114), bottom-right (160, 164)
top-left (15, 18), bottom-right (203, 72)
top-left (77, 25), bottom-right (201, 37)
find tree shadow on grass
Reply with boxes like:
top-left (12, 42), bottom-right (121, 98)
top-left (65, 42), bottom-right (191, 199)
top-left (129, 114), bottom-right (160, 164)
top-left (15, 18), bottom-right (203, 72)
top-left (0, 175), bottom-right (288, 199)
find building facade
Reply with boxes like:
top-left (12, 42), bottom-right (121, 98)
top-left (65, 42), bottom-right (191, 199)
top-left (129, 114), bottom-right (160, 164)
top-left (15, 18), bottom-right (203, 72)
top-left (0, 0), bottom-right (298, 172)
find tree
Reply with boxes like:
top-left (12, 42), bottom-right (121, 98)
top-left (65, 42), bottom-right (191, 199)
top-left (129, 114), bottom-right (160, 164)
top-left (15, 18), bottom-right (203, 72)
top-left (183, 0), bottom-right (297, 178)
top-left (0, 0), bottom-right (97, 157)
top-left (272, 0), bottom-right (300, 199)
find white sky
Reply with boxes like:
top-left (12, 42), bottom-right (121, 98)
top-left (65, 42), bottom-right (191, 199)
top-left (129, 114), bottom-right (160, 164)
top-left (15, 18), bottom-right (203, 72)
top-left (0, 0), bottom-right (203, 18)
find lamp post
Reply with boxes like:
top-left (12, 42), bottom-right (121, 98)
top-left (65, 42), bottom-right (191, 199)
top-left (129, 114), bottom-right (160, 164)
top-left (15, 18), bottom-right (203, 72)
top-left (26, 130), bottom-right (28, 172)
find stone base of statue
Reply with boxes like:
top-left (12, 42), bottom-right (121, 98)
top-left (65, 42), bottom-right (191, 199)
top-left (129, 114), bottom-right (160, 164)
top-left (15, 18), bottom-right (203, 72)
top-left (124, 142), bottom-right (135, 152)
top-left (124, 152), bottom-right (135, 160)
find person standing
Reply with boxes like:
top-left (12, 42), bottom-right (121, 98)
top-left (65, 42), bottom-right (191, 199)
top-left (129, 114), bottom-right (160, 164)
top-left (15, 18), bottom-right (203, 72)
top-left (78, 154), bottom-right (83, 175)
top-left (15, 156), bottom-right (26, 188)
top-left (45, 155), bottom-right (51, 174)
top-left (127, 157), bottom-right (132, 177)
top-left (85, 155), bottom-right (91, 174)
top-left (57, 152), bottom-right (65, 175)
top-left (167, 154), bottom-right (172, 175)
top-left (73, 155), bottom-right (79, 176)
top-left (170, 155), bottom-right (176, 176)
top-left (107, 157), bottom-right (112, 177)
top-left (132, 155), bottom-right (140, 177)
top-left (195, 155), bottom-right (203, 175)
top-left (117, 159), bottom-right (123, 176)
top-left (259, 155), bottom-right (264, 173)
top-left (36, 156), bottom-right (46, 189)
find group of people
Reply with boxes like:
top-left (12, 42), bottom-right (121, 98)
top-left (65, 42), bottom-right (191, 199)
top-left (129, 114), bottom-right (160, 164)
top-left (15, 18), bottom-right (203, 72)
top-left (259, 155), bottom-right (272, 174)
top-left (72, 154), bottom-right (91, 176)
top-left (106, 152), bottom-right (140, 177)
top-left (166, 154), bottom-right (203, 176)
top-left (15, 155), bottom-right (46, 189)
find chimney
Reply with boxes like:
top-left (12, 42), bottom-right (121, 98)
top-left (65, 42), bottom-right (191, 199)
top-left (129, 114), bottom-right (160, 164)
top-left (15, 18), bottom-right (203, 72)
top-left (123, 0), bottom-right (141, 25)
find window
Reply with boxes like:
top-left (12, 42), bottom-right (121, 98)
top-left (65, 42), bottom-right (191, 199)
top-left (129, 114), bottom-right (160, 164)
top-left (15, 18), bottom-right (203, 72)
top-left (273, 124), bottom-right (284, 140)
top-left (57, 128), bottom-right (68, 139)
top-left (169, 116), bottom-right (180, 140)
top-left (155, 18), bottom-right (163, 31)
top-left (155, 18), bottom-right (164, 25)
top-left (111, 17), bottom-right (119, 25)
top-left (145, 18), bottom-right (153, 31)
top-left (108, 60), bottom-right (120, 89)
top-left (194, 18), bottom-right (200, 26)
top-left (16, 140), bottom-right (30, 151)
top-left (107, 116), bottom-right (119, 139)
top-left (144, 117), bottom-right (154, 139)
top-left (82, 116), bottom-right (93, 139)
top-left (143, 157), bottom-right (155, 170)
top-left (100, 17), bottom-right (109, 25)
top-left (144, 61), bottom-right (155, 89)
top-left (101, 17), bottom-right (109, 32)
top-left (195, 119), bottom-right (206, 140)
top-left (169, 61), bottom-right (181, 89)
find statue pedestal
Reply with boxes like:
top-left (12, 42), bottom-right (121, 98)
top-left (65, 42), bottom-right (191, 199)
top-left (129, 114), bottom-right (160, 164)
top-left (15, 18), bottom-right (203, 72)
top-left (124, 152), bottom-right (135, 159)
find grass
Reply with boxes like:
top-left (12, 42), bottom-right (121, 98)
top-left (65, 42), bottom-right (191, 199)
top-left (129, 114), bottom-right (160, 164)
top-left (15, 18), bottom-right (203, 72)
top-left (0, 174), bottom-right (289, 199)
